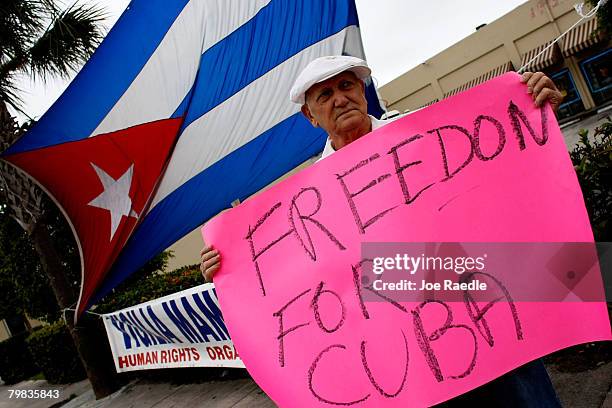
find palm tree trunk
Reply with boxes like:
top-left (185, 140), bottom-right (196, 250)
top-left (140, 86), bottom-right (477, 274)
top-left (30, 218), bottom-right (121, 398)
top-left (30, 220), bottom-right (76, 306)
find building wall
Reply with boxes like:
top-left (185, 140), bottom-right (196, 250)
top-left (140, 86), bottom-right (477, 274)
top-left (0, 320), bottom-right (10, 342)
top-left (165, 228), bottom-right (204, 271)
top-left (0, 317), bottom-right (43, 342)
top-left (379, 0), bottom-right (608, 115)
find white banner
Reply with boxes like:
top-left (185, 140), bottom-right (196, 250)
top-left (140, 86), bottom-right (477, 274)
top-left (102, 283), bottom-right (244, 372)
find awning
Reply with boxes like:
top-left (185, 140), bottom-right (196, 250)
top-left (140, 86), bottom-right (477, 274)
top-left (402, 98), bottom-right (439, 114)
top-left (444, 61), bottom-right (514, 98)
top-left (415, 98), bottom-right (439, 110)
top-left (562, 18), bottom-right (602, 57)
top-left (520, 41), bottom-right (561, 72)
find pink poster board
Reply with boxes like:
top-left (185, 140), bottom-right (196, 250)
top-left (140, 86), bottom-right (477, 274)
top-left (203, 73), bottom-right (611, 407)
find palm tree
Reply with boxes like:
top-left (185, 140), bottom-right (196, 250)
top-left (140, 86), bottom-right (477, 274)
top-left (0, 0), bottom-right (120, 397)
top-left (0, 0), bottom-right (106, 113)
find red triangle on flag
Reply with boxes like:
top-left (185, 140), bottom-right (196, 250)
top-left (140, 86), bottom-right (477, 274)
top-left (4, 118), bottom-right (182, 318)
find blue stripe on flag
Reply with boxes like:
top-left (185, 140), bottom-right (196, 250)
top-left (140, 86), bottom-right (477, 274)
top-left (173, 0), bottom-right (359, 123)
top-left (4, 0), bottom-right (190, 156)
top-left (365, 82), bottom-right (385, 120)
top-left (91, 113), bottom-right (327, 304)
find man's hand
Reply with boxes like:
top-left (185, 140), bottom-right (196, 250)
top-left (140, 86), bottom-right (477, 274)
top-left (520, 71), bottom-right (564, 112)
top-left (200, 245), bottom-right (220, 282)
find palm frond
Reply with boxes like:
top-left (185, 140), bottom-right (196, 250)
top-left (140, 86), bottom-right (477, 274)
top-left (28, 2), bottom-right (107, 81)
top-left (0, 73), bottom-right (25, 114)
top-left (0, 0), bottom-right (47, 64)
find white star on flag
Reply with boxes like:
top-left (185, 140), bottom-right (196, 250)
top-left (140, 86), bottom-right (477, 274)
top-left (88, 163), bottom-right (139, 241)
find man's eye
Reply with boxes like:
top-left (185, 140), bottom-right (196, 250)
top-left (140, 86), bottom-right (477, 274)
top-left (317, 90), bottom-right (332, 102)
top-left (340, 80), bottom-right (354, 89)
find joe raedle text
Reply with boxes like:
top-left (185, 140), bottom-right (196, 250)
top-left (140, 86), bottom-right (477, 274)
top-left (372, 279), bottom-right (488, 292)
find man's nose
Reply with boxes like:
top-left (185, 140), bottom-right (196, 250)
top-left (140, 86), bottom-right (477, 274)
top-left (332, 92), bottom-right (349, 107)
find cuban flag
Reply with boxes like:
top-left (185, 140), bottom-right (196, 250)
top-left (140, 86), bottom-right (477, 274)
top-left (1, 0), bottom-right (384, 318)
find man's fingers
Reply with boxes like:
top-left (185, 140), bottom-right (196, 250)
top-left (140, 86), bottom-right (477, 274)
top-left (526, 72), bottom-right (545, 94)
top-left (201, 254), bottom-right (221, 283)
top-left (520, 71), bottom-right (533, 83)
top-left (521, 71), bottom-right (563, 111)
top-left (202, 254), bottom-right (220, 269)
top-left (535, 88), bottom-right (552, 107)
top-left (200, 248), bottom-right (218, 263)
top-left (204, 264), bottom-right (221, 282)
top-left (200, 244), bottom-right (221, 282)
top-left (532, 76), bottom-right (556, 96)
top-left (535, 88), bottom-right (563, 111)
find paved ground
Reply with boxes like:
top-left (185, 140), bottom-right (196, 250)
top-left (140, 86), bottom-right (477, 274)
top-left (61, 378), bottom-right (274, 408)
top-left (0, 379), bottom-right (91, 408)
top-left (0, 377), bottom-right (274, 408)
top-left (548, 360), bottom-right (612, 407)
top-left (559, 106), bottom-right (611, 149)
top-left (1, 358), bottom-right (610, 408)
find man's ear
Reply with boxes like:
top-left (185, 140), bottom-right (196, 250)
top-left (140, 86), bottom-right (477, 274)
top-left (301, 104), bottom-right (318, 127)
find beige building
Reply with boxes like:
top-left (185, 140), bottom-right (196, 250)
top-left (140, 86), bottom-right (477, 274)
top-left (0, 320), bottom-right (11, 342)
top-left (379, 0), bottom-right (611, 122)
top-left (0, 316), bottom-right (42, 342)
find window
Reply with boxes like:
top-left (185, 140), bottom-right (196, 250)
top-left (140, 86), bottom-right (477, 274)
top-left (580, 48), bottom-right (612, 106)
top-left (550, 69), bottom-right (585, 120)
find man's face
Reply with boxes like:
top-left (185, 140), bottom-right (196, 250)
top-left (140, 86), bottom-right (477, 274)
top-left (302, 71), bottom-right (370, 149)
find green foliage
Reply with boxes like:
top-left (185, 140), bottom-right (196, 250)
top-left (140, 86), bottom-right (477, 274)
top-left (26, 320), bottom-right (86, 384)
top-left (94, 264), bottom-right (203, 314)
top-left (0, 212), bottom-right (60, 322)
top-left (570, 118), bottom-right (612, 241)
top-left (0, 331), bottom-right (39, 384)
top-left (0, 201), bottom-right (80, 322)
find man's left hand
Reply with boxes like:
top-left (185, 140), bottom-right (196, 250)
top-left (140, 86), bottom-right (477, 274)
top-left (520, 71), bottom-right (564, 112)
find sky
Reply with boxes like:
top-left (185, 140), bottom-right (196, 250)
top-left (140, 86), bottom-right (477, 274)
top-left (15, 0), bottom-right (527, 122)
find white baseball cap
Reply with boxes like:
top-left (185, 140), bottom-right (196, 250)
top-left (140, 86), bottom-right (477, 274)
top-left (289, 55), bottom-right (371, 104)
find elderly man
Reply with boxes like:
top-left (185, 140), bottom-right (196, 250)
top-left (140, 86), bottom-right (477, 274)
top-left (200, 56), bottom-right (563, 407)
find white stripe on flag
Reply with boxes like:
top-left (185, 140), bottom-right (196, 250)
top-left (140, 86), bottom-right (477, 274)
top-left (149, 26), bottom-right (361, 210)
top-left (91, 0), bottom-right (272, 137)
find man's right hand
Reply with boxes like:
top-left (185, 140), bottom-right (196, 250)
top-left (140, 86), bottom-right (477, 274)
top-left (200, 245), bottom-right (221, 282)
